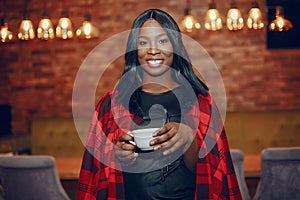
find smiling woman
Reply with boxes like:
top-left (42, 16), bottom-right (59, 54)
top-left (76, 9), bottom-right (242, 200)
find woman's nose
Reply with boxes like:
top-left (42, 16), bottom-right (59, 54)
top-left (147, 44), bottom-right (160, 54)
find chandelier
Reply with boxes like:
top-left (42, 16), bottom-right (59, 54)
top-left (180, 0), bottom-right (293, 33)
top-left (1, 0), bottom-right (99, 43)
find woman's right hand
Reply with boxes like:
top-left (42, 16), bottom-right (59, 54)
top-left (114, 132), bottom-right (138, 165)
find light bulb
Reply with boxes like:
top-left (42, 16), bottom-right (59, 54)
top-left (205, 2), bottom-right (222, 31)
top-left (76, 14), bottom-right (99, 39)
top-left (37, 12), bottom-right (54, 40)
top-left (247, 2), bottom-right (264, 29)
top-left (180, 9), bottom-right (200, 33)
top-left (18, 19), bottom-right (35, 40)
top-left (268, 6), bottom-right (293, 32)
top-left (56, 11), bottom-right (73, 39)
top-left (226, 2), bottom-right (244, 31)
top-left (0, 18), bottom-right (13, 42)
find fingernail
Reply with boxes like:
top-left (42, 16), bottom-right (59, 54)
top-left (127, 132), bottom-right (133, 137)
top-left (154, 145), bottom-right (160, 151)
top-left (153, 129), bottom-right (161, 136)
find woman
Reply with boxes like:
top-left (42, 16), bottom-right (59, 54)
top-left (76, 9), bottom-right (241, 200)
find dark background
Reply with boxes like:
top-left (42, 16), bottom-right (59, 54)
top-left (267, 0), bottom-right (300, 49)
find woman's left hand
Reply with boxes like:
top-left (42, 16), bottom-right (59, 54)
top-left (150, 122), bottom-right (195, 155)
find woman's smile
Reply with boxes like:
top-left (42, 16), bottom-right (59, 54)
top-left (146, 59), bottom-right (164, 67)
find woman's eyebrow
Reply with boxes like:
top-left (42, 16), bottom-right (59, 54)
top-left (138, 35), bottom-right (147, 39)
top-left (138, 33), bottom-right (168, 39)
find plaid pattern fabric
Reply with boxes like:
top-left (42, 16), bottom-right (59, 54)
top-left (76, 90), bottom-right (242, 200)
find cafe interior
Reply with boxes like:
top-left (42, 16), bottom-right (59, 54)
top-left (0, 0), bottom-right (299, 199)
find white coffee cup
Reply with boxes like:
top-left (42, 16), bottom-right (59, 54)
top-left (131, 128), bottom-right (159, 150)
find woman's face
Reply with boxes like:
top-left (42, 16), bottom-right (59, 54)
top-left (137, 19), bottom-right (174, 78)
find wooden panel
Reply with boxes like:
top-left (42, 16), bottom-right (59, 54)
top-left (225, 110), bottom-right (300, 154)
top-left (31, 118), bottom-right (88, 157)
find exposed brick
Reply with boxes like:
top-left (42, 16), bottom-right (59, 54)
top-left (0, 0), bottom-right (300, 134)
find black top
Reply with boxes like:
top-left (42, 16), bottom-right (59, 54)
top-left (138, 88), bottom-right (181, 127)
top-left (123, 87), bottom-right (196, 200)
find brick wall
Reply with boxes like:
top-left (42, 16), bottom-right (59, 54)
top-left (0, 0), bottom-right (300, 134)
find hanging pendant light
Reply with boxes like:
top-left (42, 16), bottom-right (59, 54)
top-left (180, 0), bottom-right (200, 33)
top-left (0, 18), bottom-right (13, 43)
top-left (18, 18), bottom-right (35, 40)
top-left (247, 1), bottom-right (264, 29)
top-left (226, 1), bottom-right (244, 31)
top-left (204, 1), bottom-right (222, 31)
top-left (0, 0), bottom-right (13, 42)
top-left (56, 10), bottom-right (73, 39)
top-left (37, 1), bottom-right (54, 40)
top-left (18, 0), bottom-right (35, 40)
top-left (268, 6), bottom-right (293, 32)
top-left (180, 9), bottom-right (201, 33)
top-left (76, 14), bottom-right (99, 39)
top-left (37, 11), bottom-right (54, 40)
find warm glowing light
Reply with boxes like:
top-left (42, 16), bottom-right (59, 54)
top-left (185, 15), bottom-right (194, 30)
top-left (76, 14), bottom-right (99, 39)
top-left (205, 3), bottom-right (222, 31)
top-left (247, 2), bottom-right (264, 30)
top-left (37, 17), bottom-right (54, 40)
top-left (1, 26), bottom-right (13, 42)
top-left (268, 6), bottom-right (293, 32)
top-left (56, 16), bottom-right (73, 39)
top-left (0, 19), bottom-right (13, 42)
top-left (18, 19), bottom-right (35, 40)
top-left (226, 7), bottom-right (244, 30)
top-left (180, 12), bottom-right (200, 33)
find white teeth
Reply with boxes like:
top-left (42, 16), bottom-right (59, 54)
top-left (147, 60), bottom-right (163, 65)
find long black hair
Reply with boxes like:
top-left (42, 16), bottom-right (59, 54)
top-left (115, 9), bottom-right (208, 110)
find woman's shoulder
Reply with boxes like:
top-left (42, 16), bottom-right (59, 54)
top-left (95, 90), bottom-right (115, 109)
top-left (99, 89), bottom-right (117, 101)
top-left (196, 90), bottom-right (212, 102)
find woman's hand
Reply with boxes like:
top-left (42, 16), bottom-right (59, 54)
top-left (150, 122), bottom-right (198, 172)
top-left (114, 132), bottom-right (138, 165)
top-left (150, 122), bottom-right (195, 155)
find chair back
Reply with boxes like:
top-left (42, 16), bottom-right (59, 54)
top-left (253, 147), bottom-right (300, 200)
top-left (0, 155), bottom-right (70, 200)
top-left (230, 149), bottom-right (251, 200)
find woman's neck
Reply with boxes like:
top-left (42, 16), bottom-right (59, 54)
top-left (142, 69), bottom-right (180, 93)
top-left (142, 82), bottom-right (179, 94)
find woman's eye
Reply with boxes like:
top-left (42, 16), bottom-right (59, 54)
top-left (139, 40), bottom-right (147, 46)
top-left (159, 38), bottom-right (169, 44)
